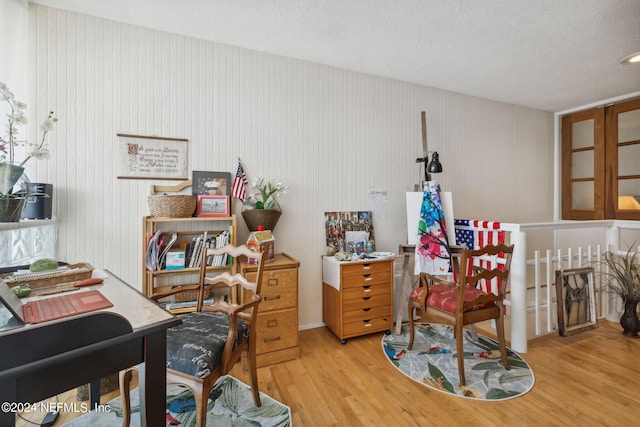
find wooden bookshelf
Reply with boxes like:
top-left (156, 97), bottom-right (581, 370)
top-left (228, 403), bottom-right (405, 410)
top-left (142, 215), bottom-right (237, 308)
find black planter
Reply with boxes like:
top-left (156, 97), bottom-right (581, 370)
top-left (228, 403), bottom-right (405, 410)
top-left (620, 297), bottom-right (640, 337)
top-left (0, 198), bottom-right (25, 222)
top-left (241, 208), bottom-right (281, 232)
top-left (21, 183), bottom-right (53, 219)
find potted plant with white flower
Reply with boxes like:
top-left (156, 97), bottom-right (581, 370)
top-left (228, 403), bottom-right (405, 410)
top-left (0, 82), bottom-right (57, 222)
top-left (241, 176), bottom-right (288, 231)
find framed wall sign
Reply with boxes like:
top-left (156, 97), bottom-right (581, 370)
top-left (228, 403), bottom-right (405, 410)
top-left (117, 133), bottom-right (188, 180)
top-left (555, 267), bottom-right (598, 336)
top-left (192, 171), bottom-right (232, 196)
top-left (197, 195), bottom-right (230, 217)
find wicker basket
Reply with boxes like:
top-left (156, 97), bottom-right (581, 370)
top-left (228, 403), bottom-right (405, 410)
top-left (174, 287), bottom-right (212, 302)
top-left (1, 262), bottom-right (94, 289)
top-left (147, 194), bottom-right (196, 218)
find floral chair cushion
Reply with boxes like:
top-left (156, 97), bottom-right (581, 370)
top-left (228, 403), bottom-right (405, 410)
top-left (409, 284), bottom-right (496, 314)
top-left (166, 311), bottom-right (249, 379)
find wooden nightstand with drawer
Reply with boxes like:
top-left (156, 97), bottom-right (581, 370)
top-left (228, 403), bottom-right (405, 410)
top-left (322, 256), bottom-right (393, 343)
top-left (240, 253), bottom-right (300, 367)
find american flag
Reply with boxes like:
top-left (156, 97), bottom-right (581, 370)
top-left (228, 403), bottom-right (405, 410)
top-left (455, 219), bottom-right (505, 250)
top-left (231, 162), bottom-right (248, 202)
top-left (454, 219), bottom-right (506, 295)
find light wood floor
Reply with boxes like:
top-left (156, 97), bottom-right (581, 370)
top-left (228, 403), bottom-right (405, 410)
top-left (17, 319), bottom-right (640, 426)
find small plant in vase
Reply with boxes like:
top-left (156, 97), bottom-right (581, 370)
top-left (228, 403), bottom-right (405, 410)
top-left (241, 176), bottom-right (288, 231)
top-left (0, 82), bottom-right (57, 221)
top-left (602, 247), bottom-right (640, 337)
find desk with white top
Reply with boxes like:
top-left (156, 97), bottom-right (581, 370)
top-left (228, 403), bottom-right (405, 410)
top-left (0, 270), bottom-right (181, 426)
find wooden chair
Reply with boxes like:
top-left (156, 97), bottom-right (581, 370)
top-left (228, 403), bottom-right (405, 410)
top-left (407, 243), bottom-right (514, 386)
top-left (119, 244), bottom-right (264, 427)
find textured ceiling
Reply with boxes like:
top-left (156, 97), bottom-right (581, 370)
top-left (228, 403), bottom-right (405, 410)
top-left (29, 0), bottom-right (640, 112)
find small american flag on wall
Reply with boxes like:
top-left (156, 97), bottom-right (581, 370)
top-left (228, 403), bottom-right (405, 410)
top-left (232, 162), bottom-right (248, 202)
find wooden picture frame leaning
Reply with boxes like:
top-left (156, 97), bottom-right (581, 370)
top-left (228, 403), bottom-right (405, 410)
top-left (555, 267), bottom-right (598, 336)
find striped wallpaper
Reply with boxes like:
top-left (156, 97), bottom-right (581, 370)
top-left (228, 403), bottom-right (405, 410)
top-left (24, 4), bottom-right (553, 328)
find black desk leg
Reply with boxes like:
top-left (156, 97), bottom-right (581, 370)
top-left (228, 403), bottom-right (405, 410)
top-left (143, 330), bottom-right (167, 426)
top-left (0, 376), bottom-right (17, 426)
top-left (89, 379), bottom-right (100, 409)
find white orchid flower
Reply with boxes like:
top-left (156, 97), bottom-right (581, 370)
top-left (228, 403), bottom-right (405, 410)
top-left (41, 119), bottom-right (55, 131)
top-left (1, 81), bottom-right (57, 168)
top-left (29, 147), bottom-right (50, 160)
top-left (244, 175), bottom-right (288, 209)
top-left (10, 113), bottom-right (28, 125)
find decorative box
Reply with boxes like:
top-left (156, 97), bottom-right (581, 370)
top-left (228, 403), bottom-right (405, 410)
top-left (166, 249), bottom-right (186, 270)
top-left (246, 230), bottom-right (275, 264)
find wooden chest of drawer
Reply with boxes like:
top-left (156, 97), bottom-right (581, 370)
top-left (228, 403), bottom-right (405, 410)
top-left (322, 256), bottom-right (393, 343)
top-left (241, 253), bottom-right (300, 367)
top-left (245, 267), bottom-right (297, 311)
top-left (341, 262), bottom-right (392, 287)
top-left (343, 303), bottom-right (391, 324)
top-left (255, 307), bottom-right (298, 354)
top-left (343, 316), bottom-right (392, 337)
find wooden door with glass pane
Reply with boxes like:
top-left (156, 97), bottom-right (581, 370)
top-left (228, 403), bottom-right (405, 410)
top-left (562, 98), bottom-right (640, 220)
top-left (562, 108), bottom-right (605, 220)
top-left (605, 99), bottom-right (640, 220)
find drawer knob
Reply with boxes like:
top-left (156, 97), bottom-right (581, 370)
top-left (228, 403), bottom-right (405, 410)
top-left (266, 319), bottom-right (278, 327)
top-left (264, 294), bottom-right (281, 301)
top-left (267, 278), bottom-right (279, 286)
top-left (264, 336), bottom-right (281, 343)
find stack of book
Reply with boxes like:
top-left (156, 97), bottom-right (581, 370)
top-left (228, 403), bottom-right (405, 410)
top-left (185, 230), bottom-right (230, 268)
top-left (145, 229), bottom-right (232, 271)
top-left (160, 297), bottom-right (214, 314)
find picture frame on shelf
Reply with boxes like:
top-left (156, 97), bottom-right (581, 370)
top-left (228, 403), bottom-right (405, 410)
top-left (555, 267), bottom-right (598, 336)
top-left (197, 195), bottom-right (230, 217)
top-left (192, 171), bottom-right (232, 196)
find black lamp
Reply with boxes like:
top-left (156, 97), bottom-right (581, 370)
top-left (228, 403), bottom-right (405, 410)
top-left (416, 151), bottom-right (443, 183)
top-left (428, 152), bottom-right (443, 174)
top-left (415, 111), bottom-right (443, 188)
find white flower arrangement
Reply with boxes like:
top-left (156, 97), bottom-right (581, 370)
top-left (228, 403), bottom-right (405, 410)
top-left (0, 81), bottom-right (57, 167)
top-left (245, 176), bottom-right (288, 210)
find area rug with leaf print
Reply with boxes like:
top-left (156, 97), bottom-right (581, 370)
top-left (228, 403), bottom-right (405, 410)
top-left (63, 375), bottom-right (291, 427)
top-left (383, 323), bottom-right (535, 401)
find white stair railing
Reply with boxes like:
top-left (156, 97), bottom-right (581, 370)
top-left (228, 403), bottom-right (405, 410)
top-left (455, 219), bottom-right (640, 353)
top-left (529, 245), bottom-right (603, 337)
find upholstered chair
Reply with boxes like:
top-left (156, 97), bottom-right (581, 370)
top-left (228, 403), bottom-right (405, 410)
top-left (119, 244), bottom-right (264, 427)
top-left (407, 244), bottom-right (514, 386)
